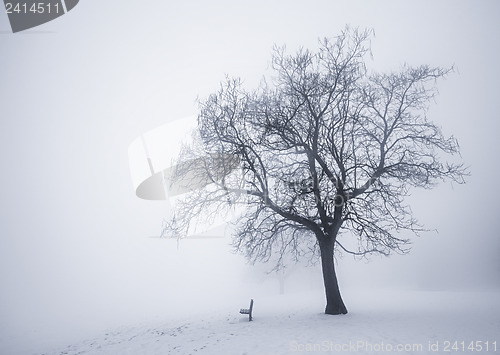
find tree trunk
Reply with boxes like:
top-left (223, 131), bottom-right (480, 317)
top-left (319, 237), bottom-right (348, 315)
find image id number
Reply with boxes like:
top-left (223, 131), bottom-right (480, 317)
top-left (5, 2), bottom-right (61, 14)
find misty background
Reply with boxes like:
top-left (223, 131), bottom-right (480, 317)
top-left (1, 1), bottom-right (499, 353)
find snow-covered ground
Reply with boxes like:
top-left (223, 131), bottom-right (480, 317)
top-left (15, 288), bottom-right (498, 355)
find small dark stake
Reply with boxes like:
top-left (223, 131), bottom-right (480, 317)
top-left (239, 299), bottom-right (254, 321)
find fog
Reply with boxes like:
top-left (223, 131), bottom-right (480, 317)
top-left (1, 1), bottom-right (499, 353)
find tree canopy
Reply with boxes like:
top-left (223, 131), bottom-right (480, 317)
top-left (162, 27), bottom-right (467, 314)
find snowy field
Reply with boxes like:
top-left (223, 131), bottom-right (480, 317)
top-left (14, 289), bottom-right (497, 355)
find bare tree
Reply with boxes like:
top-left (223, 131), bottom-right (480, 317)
top-left (162, 27), bottom-right (467, 315)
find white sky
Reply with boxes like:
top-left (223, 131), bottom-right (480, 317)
top-left (1, 0), bottom-right (499, 352)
